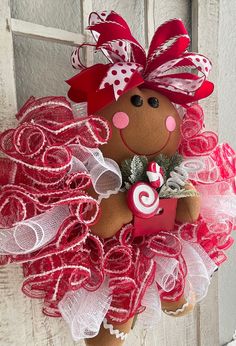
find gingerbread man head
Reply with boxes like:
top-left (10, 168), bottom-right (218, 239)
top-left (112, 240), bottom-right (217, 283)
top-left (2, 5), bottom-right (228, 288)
top-left (95, 87), bottom-right (181, 163)
top-left (67, 11), bottom-right (213, 161)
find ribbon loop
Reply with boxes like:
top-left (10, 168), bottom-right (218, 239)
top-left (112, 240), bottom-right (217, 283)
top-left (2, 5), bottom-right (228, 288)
top-left (67, 12), bottom-right (214, 113)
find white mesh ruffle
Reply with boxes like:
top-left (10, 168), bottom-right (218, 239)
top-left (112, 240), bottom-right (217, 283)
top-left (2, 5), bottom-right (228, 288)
top-left (58, 281), bottom-right (112, 340)
top-left (155, 257), bottom-right (179, 292)
top-left (69, 145), bottom-right (122, 196)
top-left (182, 241), bottom-right (217, 302)
top-left (137, 283), bottom-right (161, 328)
top-left (0, 206), bottom-right (69, 255)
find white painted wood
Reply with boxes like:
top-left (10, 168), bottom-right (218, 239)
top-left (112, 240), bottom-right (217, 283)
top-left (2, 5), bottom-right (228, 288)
top-left (0, 0), bottom-right (224, 345)
top-left (141, 2), bottom-right (198, 345)
top-left (81, 0), bottom-right (94, 66)
top-left (0, 0), bottom-right (17, 129)
top-left (153, 0), bottom-right (191, 32)
top-left (192, 0), bottom-right (219, 132)
top-left (0, 1), bottom-right (83, 345)
top-left (0, 2), bottom-right (32, 344)
top-left (192, 1), bottom-right (220, 345)
top-left (145, 0), bottom-right (155, 48)
top-left (227, 341), bottom-right (236, 346)
top-left (218, 0), bottom-right (236, 147)
top-left (218, 3), bottom-right (236, 340)
top-left (11, 18), bottom-right (84, 46)
top-left (92, 0), bottom-right (146, 46)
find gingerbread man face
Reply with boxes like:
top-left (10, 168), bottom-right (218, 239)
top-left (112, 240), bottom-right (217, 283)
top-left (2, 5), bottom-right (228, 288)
top-left (96, 87), bottom-right (182, 164)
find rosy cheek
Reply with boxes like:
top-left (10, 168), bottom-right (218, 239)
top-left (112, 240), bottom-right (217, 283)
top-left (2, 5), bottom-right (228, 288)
top-left (112, 112), bottom-right (129, 129)
top-left (166, 116), bottom-right (176, 132)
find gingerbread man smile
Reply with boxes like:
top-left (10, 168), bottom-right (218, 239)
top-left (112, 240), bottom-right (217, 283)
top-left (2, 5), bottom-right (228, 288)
top-left (112, 109), bottom-right (176, 156)
top-left (119, 127), bottom-right (171, 156)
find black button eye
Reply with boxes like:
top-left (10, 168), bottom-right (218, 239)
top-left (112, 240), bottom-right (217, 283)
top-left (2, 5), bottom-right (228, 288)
top-left (148, 97), bottom-right (159, 108)
top-left (130, 95), bottom-right (143, 107)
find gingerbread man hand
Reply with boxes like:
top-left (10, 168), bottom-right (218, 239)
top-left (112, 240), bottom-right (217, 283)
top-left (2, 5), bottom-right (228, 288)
top-left (90, 191), bottom-right (133, 239)
top-left (176, 183), bottom-right (201, 223)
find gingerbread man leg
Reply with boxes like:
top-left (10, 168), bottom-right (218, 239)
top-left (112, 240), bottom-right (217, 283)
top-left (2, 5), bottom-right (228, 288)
top-left (85, 318), bottom-right (133, 346)
top-left (161, 294), bottom-right (195, 317)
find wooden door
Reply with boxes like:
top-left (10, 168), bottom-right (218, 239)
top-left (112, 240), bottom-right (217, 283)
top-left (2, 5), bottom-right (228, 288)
top-left (0, 1), bottom-right (220, 345)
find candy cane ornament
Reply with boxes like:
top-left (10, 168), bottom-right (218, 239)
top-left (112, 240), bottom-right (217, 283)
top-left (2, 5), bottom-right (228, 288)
top-left (146, 162), bottom-right (164, 188)
top-left (127, 182), bottom-right (160, 218)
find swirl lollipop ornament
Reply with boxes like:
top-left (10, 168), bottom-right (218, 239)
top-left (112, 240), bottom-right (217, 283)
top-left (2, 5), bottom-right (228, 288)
top-left (127, 182), bottom-right (160, 218)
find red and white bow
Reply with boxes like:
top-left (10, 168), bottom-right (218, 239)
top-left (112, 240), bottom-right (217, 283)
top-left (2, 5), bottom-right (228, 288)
top-left (67, 10), bottom-right (214, 113)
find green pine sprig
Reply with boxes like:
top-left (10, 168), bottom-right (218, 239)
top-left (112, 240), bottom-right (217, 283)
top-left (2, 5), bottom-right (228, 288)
top-left (120, 152), bottom-right (183, 187)
top-left (121, 155), bottom-right (149, 185)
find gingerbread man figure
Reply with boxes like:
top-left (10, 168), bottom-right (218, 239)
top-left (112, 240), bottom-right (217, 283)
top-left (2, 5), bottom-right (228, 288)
top-left (67, 10), bottom-right (218, 346)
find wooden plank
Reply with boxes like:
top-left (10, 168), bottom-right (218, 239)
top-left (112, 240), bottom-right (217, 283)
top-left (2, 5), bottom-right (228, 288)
top-left (153, 0), bottom-right (191, 31)
top-left (192, 1), bottom-right (220, 345)
top-left (10, 18), bottom-right (84, 47)
top-left (0, 2), bottom-right (83, 346)
top-left (0, 0), bottom-right (17, 129)
top-left (145, 0), bottom-right (155, 48)
top-left (81, 0), bottom-right (94, 66)
top-left (0, 1), bottom-right (214, 345)
top-left (91, 0), bottom-right (146, 46)
top-left (145, 0), bottom-right (190, 45)
top-left (0, 2), bottom-right (31, 343)
top-left (192, 0), bottom-right (219, 132)
top-left (196, 276), bottom-right (219, 346)
top-left (144, 3), bottom-right (198, 344)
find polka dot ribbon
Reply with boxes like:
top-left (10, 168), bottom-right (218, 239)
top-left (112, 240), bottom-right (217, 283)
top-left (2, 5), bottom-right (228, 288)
top-left (67, 11), bottom-right (214, 113)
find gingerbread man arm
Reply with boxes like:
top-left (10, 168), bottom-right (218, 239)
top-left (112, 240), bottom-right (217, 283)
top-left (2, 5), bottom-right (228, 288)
top-left (175, 183), bottom-right (201, 223)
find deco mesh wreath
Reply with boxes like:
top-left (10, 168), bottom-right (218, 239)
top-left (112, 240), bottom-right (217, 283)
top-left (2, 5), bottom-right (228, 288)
top-left (0, 10), bottom-right (235, 346)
